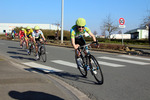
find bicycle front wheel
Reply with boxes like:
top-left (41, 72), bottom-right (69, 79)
top-left (89, 55), bottom-right (104, 84)
top-left (40, 45), bottom-right (47, 62)
top-left (75, 56), bottom-right (87, 77)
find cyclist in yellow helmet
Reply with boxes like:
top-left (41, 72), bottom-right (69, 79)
top-left (70, 18), bottom-right (97, 63)
top-left (32, 26), bottom-right (46, 60)
top-left (25, 26), bottom-right (33, 54)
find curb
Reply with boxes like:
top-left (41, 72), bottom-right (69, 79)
top-left (0, 54), bottom-right (91, 100)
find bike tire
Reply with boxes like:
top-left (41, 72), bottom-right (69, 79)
top-left (75, 56), bottom-right (87, 77)
top-left (40, 45), bottom-right (47, 62)
top-left (28, 45), bottom-right (31, 55)
top-left (89, 55), bottom-right (104, 84)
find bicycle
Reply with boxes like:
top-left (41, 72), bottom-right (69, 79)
top-left (37, 41), bottom-right (47, 62)
top-left (28, 39), bottom-right (35, 55)
top-left (75, 41), bottom-right (104, 84)
top-left (21, 37), bottom-right (26, 49)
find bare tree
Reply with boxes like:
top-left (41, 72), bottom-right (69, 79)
top-left (101, 30), bottom-right (106, 38)
top-left (141, 10), bottom-right (150, 27)
top-left (118, 30), bottom-right (122, 34)
top-left (93, 31), bottom-right (98, 36)
top-left (101, 15), bottom-right (118, 39)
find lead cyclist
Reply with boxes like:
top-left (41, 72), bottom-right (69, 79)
top-left (70, 18), bottom-right (97, 64)
top-left (32, 26), bottom-right (46, 60)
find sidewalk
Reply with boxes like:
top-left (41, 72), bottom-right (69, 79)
top-left (0, 55), bottom-right (90, 100)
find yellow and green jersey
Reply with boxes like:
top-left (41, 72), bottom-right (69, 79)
top-left (70, 25), bottom-right (91, 38)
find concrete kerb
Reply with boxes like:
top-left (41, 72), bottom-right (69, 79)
top-left (0, 54), bottom-right (91, 100)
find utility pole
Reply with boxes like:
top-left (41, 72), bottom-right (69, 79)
top-left (61, 0), bottom-right (64, 43)
top-left (148, 24), bottom-right (150, 46)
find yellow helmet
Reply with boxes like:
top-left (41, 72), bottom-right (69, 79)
top-left (34, 26), bottom-right (40, 30)
top-left (21, 28), bottom-right (25, 31)
top-left (76, 18), bottom-right (86, 26)
top-left (26, 26), bottom-right (31, 30)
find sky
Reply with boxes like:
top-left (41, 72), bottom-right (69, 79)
top-left (0, 0), bottom-right (150, 35)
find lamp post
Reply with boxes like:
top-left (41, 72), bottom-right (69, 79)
top-left (61, 0), bottom-right (64, 43)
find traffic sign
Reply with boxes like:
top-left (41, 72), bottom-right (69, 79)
top-left (119, 25), bottom-right (126, 28)
top-left (119, 18), bottom-right (125, 25)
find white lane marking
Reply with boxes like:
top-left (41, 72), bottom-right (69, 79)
top-left (22, 62), bottom-right (63, 73)
top-left (98, 57), bottom-right (150, 65)
top-left (51, 60), bottom-right (125, 68)
top-left (98, 61), bottom-right (125, 67)
top-left (118, 55), bottom-right (150, 61)
top-left (51, 60), bottom-right (77, 68)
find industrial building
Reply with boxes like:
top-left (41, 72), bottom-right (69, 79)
top-left (124, 26), bottom-right (149, 39)
top-left (0, 23), bottom-right (61, 34)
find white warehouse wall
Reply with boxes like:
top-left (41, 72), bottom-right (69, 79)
top-left (0, 23), bottom-right (60, 34)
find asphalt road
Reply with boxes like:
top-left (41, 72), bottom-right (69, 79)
top-left (0, 39), bottom-right (150, 100)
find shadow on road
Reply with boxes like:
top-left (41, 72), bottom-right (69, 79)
top-left (10, 56), bottom-right (36, 61)
top-left (24, 67), bottom-right (100, 85)
top-left (7, 51), bottom-right (28, 56)
top-left (8, 46), bottom-right (22, 49)
top-left (9, 90), bottom-right (64, 100)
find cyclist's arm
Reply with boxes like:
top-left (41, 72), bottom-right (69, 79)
top-left (71, 37), bottom-right (79, 50)
top-left (41, 34), bottom-right (46, 41)
top-left (88, 32), bottom-right (96, 42)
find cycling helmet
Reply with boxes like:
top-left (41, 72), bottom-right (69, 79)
top-left (34, 26), bottom-right (40, 30)
top-left (21, 28), bottom-right (25, 31)
top-left (26, 26), bottom-right (31, 29)
top-left (76, 18), bottom-right (86, 26)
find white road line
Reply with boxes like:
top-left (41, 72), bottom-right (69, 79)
top-left (98, 57), bottom-right (150, 65)
top-left (98, 61), bottom-right (125, 67)
top-left (118, 55), bottom-right (150, 61)
top-left (51, 60), bottom-right (77, 68)
top-left (22, 62), bottom-right (63, 73)
top-left (51, 60), bottom-right (125, 68)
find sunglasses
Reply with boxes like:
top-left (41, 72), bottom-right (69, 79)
top-left (78, 26), bottom-right (84, 28)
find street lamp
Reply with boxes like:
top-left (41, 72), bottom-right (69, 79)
top-left (61, 0), bottom-right (64, 43)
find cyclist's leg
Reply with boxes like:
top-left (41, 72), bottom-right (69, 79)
top-left (75, 36), bottom-right (86, 57)
top-left (25, 37), bottom-right (29, 49)
top-left (20, 36), bottom-right (23, 47)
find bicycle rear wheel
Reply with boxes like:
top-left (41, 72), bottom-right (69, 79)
top-left (75, 56), bottom-right (87, 77)
top-left (40, 45), bottom-right (47, 62)
top-left (89, 55), bottom-right (104, 84)
top-left (28, 43), bottom-right (31, 55)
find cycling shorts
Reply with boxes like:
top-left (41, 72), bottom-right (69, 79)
top-left (35, 37), bottom-right (40, 42)
top-left (27, 34), bottom-right (32, 38)
top-left (75, 36), bottom-right (86, 46)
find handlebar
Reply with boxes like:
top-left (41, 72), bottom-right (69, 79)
top-left (78, 40), bottom-right (99, 50)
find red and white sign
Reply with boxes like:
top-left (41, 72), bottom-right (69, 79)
top-left (119, 18), bottom-right (125, 25)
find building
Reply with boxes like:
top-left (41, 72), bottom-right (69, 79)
top-left (124, 26), bottom-right (149, 39)
top-left (110, 34), bottom-right (131, 39)
top-left (0, 23), bottom-right (61, 34)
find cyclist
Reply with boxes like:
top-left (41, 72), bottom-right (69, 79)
top-left (19, 28), bottom-right (27, 48)
top-left (26, 26), bottom-right (33, 53)
top-left (32, 26), bottom-right (46, 60)
top-left (70, 18), bottom-right (97, 63)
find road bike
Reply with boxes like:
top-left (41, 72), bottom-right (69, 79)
top-left (28, 39), bottom-right (35, 55)
top-left (21, 37), bottom-right (26, 49)
top-left (75, 41), bottom-right (104, 84)
top-left (37, 41), bottom-right (47, 62)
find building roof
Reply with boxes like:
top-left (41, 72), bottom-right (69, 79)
top-left (124, 27), bottom-right (147, 34)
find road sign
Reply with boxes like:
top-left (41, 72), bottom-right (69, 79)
top-left (119, 18), bottom-right (125, 25)
top-left (119, 25), bottom-right (126, 28)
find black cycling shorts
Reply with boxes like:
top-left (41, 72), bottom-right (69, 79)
top-left (75, 36), bottom-right (86, 46)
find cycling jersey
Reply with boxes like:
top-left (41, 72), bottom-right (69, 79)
top-left (19, 30), bottom-right (26, 38)
top-left (26, 29), bottom-right (33, 38)
top-left (32, 30), bottom-right (43, 39)
top-left (70, 25), bottom-right (91, 38)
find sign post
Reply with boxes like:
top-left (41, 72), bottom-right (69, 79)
top-left (148, 24), bottom-right (150, 46)
top-left (119, 18), bottom-right (125, 45)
